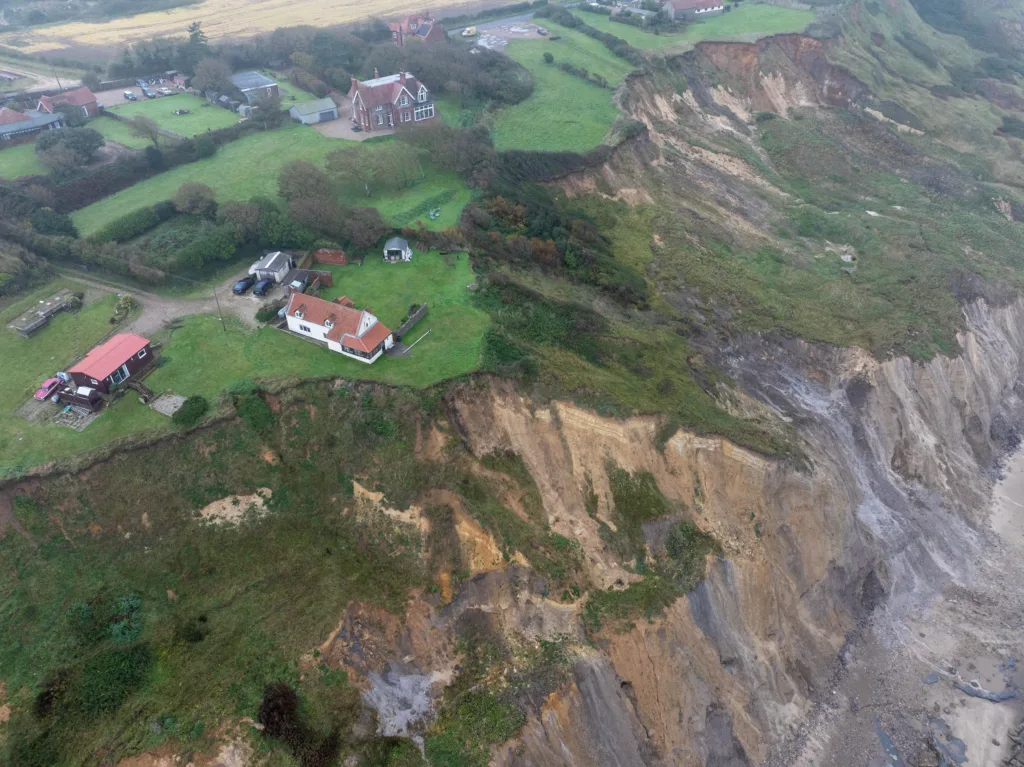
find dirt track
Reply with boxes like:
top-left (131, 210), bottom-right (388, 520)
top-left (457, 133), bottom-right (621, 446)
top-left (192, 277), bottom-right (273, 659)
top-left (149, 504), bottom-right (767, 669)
top-left (57, 271), bottom-right (262, 337)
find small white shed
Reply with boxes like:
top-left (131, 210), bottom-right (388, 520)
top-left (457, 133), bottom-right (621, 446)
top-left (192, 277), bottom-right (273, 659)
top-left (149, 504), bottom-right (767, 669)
top-left (248, 251), bottom-right (293, 283)
top-left (383, 237), bottom-right (413, 263)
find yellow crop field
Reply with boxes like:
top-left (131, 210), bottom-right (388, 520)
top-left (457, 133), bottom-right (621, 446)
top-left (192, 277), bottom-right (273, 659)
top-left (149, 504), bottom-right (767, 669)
top-left (0, 0), bottom-right (482, 53)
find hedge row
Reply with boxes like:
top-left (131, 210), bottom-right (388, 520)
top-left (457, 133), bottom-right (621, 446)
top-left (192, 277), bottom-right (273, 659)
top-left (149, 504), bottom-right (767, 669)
top-left (535, 6), bottom-right (647, 68)
top-left (90, 200), bottom-right (176, 244)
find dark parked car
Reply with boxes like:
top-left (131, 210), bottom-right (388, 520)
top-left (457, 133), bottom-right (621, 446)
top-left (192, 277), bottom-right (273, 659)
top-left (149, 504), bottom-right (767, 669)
top-left (252, 278), bottom-right (275, 297)
top-left (123, 90), bottom-right (137, 101)
top-left (142, 87), bottom-right (156, 98)
top-left (232, 276), bottom-right (257, 295)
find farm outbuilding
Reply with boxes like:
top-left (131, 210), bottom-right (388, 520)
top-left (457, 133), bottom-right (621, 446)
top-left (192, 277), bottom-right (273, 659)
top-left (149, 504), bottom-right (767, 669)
top-left (230, 71), bottom-right (279, 104)
top-left (383, 237), bottom-right (413, 263)
top-left (249, 251), bottom-right (294, 283)
top-left (289, 97), bottom-right (339, 125)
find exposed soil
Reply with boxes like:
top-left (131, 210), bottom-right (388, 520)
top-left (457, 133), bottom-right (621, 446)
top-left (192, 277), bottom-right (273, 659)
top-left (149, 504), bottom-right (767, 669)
top-left (197, 488), bottom-right (271, 525)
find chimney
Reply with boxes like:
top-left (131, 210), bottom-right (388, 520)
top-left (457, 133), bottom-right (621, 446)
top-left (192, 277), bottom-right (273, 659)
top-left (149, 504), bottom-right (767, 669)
top-left (374, 67), bottom-right (379, 79)
top-left (400, 72), bottom-right (407, 84)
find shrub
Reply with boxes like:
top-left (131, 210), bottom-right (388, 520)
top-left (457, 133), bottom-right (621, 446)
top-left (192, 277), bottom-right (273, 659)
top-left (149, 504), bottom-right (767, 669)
top-left (174, 182), bottom-right (217, 218)
top-left (173, 226), bottom-right (238, 268)
top-left (36, 127), bottom-right (104, 162)
top-left (256, 303), bottom-right (284, 322)
top-left (152, 199), bottom-right (178, 221)
top-left (29, 207), bottom-right (76, 237)
top-left (90, 206), bottom-right (160, 244)
top-left (172, 395), bottom-right (209, 428)
top-left (73, 645), bottom-right (153, 716)
top-left (235, 393), bottom-right (274, 431)
top-left (543, 52), bottom-right (554, 64)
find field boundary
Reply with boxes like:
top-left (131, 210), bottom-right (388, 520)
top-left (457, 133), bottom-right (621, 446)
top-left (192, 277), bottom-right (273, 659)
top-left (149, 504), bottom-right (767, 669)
top-left (99, 108), bottom-right (185, 141)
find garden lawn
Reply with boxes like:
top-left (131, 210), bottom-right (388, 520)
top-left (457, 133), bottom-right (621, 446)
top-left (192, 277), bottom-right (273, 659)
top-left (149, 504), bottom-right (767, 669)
top-left (272, 73), bottom-right (320, 104)
top-left (92, 115), bottom-right (152, 148)
top-left (0, 141), bottom-right (44, 179)
top-left (678, 4), bottom-right (814, 41)
top-left (493, 34), bottom-right (628, 152)
top-left (145, 251), bottom-right (488, 395)
top-left (0, 281), bottom-right (167, 477)
top-left (104, 93), bottom-right (239, 136)
top-left (568, 4), bottom-right (814, 49)
top-left (72, 128), bottom-right (472, 235)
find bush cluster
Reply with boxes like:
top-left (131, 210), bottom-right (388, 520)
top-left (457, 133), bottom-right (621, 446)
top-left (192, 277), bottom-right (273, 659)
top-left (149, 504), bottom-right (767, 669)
top-left (90, 206), bottom-right (162, 244)
top-left (534, 6), bottom-right (646, 67)
top-left (172, 395), bottom-right (209, 428)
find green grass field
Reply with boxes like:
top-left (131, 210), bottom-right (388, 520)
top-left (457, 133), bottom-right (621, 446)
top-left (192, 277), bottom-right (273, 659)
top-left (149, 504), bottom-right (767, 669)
top-left (0, 282), bottom-right (166, 477)
top-left (0, 256), bottom-right (488, 473)
top-left (493, 29), bottom-right (632, 152)
top-left (570, 4), bottom-right (815, 50)
top-left (91, 115), bottom-right (152, 148)
top-left (104, 94), bottom-right (239, 136)
top-left (0, 141), bottom-right (44, 178)
top-left (146, 252), bottom-right (487, 398)
top-left (72, 129), bottom-right (473, 235)
top-left (271, 72), bottom-right (321, 104)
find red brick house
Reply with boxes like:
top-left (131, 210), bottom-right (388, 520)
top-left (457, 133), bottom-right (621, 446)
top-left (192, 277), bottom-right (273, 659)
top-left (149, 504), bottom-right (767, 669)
top-left (390, 15), bottom-right (448, 46)
top-left (37, 86), bottom-right (99, 118)
top-left (348, 71), bottom-right (438, 132)
top-left (67, 333), bottom-right (154, 394)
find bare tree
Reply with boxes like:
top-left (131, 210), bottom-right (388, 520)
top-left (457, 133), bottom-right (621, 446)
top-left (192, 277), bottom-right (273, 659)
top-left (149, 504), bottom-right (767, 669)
top-left (327, 147), bottom-right (376, 198)
top-left (192, 58), bottom-right (232, 93)
top-left (129, 116), bottom-right (161, 148)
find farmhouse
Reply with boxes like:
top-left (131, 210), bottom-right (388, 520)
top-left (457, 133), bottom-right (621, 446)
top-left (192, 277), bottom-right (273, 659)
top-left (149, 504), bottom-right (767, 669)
top-left (0, 106), bottom-right (64, 144)
top-left (383, 237), bottom-right (413, 262)
top-left (289, 97), bottom-right (339, 125)
top-left (230, 71), bottom-right (279, 104)
top-left (662, 0), bottom-right (724, 18)
top-left (37, 85), bottom-right (99, 118)
top-left (285, 293), bottom-right (394, 363)
top-left (67, 333), bottom-right (154, 394)
top-left (390, 15), bottom-right (448, 46)
top-left (249, 251), bottom-right (295, 283)
top-left (348, 71), bottom-right (438, 132)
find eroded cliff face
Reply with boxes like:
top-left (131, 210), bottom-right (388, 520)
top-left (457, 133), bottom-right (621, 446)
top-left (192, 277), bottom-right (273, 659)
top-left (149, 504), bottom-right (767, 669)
top-left (448, 297), bottom-right (1024, 765)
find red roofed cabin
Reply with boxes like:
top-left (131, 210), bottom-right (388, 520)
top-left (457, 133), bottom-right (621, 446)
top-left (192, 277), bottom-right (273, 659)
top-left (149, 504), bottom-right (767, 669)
top-left (68, 333), bottom-right (154, 394)
top-left (37, 86), bottom-right (99, 118)
top-left (284, 293), bottom-right (394, 363)
top-left (348, 71), bottom-right (438, 132)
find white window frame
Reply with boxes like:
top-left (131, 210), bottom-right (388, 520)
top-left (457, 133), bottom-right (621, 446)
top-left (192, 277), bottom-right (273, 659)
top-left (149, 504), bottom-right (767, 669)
top-left (138, 348), bottom-right (147, 359)
top-left (399, 95), bottom-right (409, 106)
top-left (375, 104), bottom-right (383, 111)
top-left (376, 113), bottom-right (384, 126)
top-left (414, 103), bottom-right (434, 121)
top-left (418, 85), bottom-right (428, 103)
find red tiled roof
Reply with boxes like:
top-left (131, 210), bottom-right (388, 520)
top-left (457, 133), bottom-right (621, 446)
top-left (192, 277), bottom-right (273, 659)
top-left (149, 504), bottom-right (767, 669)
top-left (286, 293), bottom-right (391, 352)
top-left (68, 333), bottom-right (150, 381)
top-left (348, 72), bottom-right (423, 110)
top-left (344, 320), bottom-right (392, 353)
top-left (39, 86), bottom-right (96, 113)
top-left (0, 107), bottom-right (30, 125)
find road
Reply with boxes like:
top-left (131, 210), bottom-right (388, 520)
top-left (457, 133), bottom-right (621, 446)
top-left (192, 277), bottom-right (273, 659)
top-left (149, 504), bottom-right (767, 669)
top-left (57, 269), bottom-right (263, 338)
top-left (448, 11), bottom-right (536, 37)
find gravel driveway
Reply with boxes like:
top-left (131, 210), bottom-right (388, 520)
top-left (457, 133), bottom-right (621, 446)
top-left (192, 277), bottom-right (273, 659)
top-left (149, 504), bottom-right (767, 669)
top-left (58, 271), bottom-right (264, 337)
